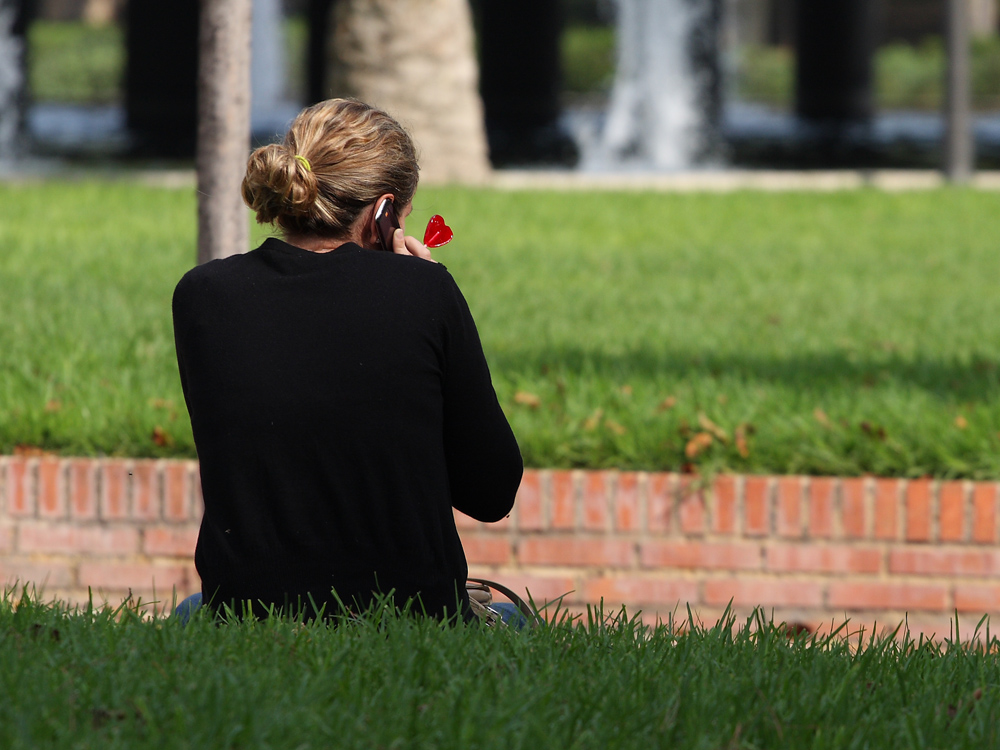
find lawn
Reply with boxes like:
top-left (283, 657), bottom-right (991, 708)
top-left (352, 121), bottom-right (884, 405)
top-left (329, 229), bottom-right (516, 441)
top-left (2, 590), bottom-right (998, 750)
top-left (735, 36), bottom-right (1000, 112)
top-left (2, 181), bottom-right (1000, 478)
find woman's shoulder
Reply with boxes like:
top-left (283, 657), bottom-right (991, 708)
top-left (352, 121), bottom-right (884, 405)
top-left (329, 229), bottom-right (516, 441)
top-left (363, 249), bottom-right (458, 288)
top-left (172, 251), bottom-right (254, 312)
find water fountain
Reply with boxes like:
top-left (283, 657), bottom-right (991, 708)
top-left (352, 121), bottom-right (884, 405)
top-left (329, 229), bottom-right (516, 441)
top-left (580, 0), bottom-right (721, 171)
top-left (251, 0), bottom-right (298, 138)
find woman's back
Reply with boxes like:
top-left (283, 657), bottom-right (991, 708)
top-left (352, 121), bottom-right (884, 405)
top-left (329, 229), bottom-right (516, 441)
top-left (174, 236), bottom-right (521, 619)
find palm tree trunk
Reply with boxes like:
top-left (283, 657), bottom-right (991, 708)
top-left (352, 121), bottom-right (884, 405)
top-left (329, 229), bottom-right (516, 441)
top-left (197, 0), bottom-right (252, 264)
top-left (326, 0), bottom-right (491, 184)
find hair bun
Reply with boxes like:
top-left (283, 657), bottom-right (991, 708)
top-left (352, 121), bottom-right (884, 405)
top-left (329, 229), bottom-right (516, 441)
top-left (241, 145), bottom-right (319, 223)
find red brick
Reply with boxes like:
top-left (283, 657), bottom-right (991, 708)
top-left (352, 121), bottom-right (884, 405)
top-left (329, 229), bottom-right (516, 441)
top-left (6, 458), bottom-right (33, 516)
top-left (888, 549), bottom-right (1000, 577)
top-left (515, 470), bottom-right (544, 531)
top-left (453, 509), bottom-right (480, 530)
top-left (455, 510), bottom-right (510, 532)
top-left (132, 460), bottom-right (159, 521)
top-left (518, 537), bottom-right (635, 568)
top-left (100, 459), bottom-right (129, 520)
top-left (777, 476), bottom-right (804, 538)
top-left (583, 576), bottom-right (699, 607)
top-left (17, 523), bottom-right (139, 555)
top-left (954, 585), bottom-right (1000, 613)
top-left (647, 473), bottom-right (674, 533)
top-left (69, 459), bottom-right (97, 520)
top-left (704, 578), bottom-right (823, 608)
top-left (678, 476), bottom-right (706, 536)
top-left (461, 535), bottom-right (512, 566)
top-left (972, 483), bottom-right (997, 544)
top-left (827, 581), bottom-right (947, 612)
top-left (550, 470), bottom-right (576, 529)
top-left (0, 524), bottom-right (12, 553)
top-left (809, 477), bottom-right (835, 539)
top-left (641, 541), bottom-right (761, 571)
top-left (471, 573), bottom-right (577, 606)
top-left (938, 481), bottom-right (966, 542)
top-left (582, 472), bottom-right (609, 531)
top-left (0, 560), bottom-right (75, 589)
top-left (163, 461), bottom-right (191, 523)
top-left (841, 478), bottom-right (867, 539)
top-left (712, 475), bottom-right (737, 535)
top-left (37, 458), bottom-right (64, 519)
top-left (489, 509), bottom-right (512, 531)
top-left (78, 562), bottom-right (194, 592)
top-left (905, 479), bottom-right (932, 542)
top-left (742, 476), bottom-right (768, 536)
top-left (766, 544), bottom-right (881, 574)
top-left (192, 470), bottom-right (204, 515)
top-left (143, 527), bottom-right (200, 557)
top-left (874, 479), bottom-right (900, 540)
top-left (614, 472), bottom-right (641, 532)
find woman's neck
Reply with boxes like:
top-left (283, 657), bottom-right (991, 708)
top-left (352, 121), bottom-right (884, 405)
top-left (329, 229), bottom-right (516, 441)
top-left (283, 234), bottom-right (352, 254)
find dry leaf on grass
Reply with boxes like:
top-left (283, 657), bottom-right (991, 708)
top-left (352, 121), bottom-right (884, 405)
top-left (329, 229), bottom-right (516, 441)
top-left (698, 413), bottom-right (729, 444)
top-left (152, 426), bottom-right (173, 447)
top-left (605, 419), bottom-right (627, 436)
top-left (735, 424), bottom-right (750, 458)
top-left (13, 445), bottom-right (55, 457)
top-left (513, 391), bottom-right (541, 409)
top-left (583, 409), bottom-right (604, 431)
top-left (685, 432), bottom-right (714, 458)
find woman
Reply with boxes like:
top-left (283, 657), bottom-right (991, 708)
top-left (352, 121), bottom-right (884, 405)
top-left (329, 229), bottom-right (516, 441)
top-left (172, 99), bottom-right (522, 621)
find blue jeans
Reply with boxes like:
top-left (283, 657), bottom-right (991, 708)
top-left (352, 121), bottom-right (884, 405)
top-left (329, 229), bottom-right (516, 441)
top-left (174, 592), bottom-right (203, 625)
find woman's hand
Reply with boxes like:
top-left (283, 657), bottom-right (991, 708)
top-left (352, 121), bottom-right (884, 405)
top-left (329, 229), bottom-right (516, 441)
top-left (391, 228), bottom-right (435, 262)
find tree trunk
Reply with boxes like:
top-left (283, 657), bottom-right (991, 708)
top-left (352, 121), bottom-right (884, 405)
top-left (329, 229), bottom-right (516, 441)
top-left (968, 0), bottom-right (997, 37)
top-left (944, 0), bottom-right (974, 182)
top-left (197, 0), bottom-right (252, 264)
top-left (326, 0), bottom-right (490, 185)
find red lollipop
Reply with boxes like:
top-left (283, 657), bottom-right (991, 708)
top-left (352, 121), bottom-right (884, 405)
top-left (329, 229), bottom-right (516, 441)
top-left (423, 215), bottom-right (454, 248)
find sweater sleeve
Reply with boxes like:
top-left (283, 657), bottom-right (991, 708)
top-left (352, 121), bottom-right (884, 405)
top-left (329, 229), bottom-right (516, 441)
top-left (440, 274), bottom-right (523, 523)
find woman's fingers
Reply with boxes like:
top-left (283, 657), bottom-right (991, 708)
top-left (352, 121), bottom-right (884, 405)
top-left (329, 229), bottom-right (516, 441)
top-left (391, 227), bottom-right (407, 254)
top-left (392, 230), bottom-right (435, 262)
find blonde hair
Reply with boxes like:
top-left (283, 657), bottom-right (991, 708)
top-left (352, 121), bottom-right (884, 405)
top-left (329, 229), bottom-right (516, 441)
top-left (241, 99), bottom-right (419, 238)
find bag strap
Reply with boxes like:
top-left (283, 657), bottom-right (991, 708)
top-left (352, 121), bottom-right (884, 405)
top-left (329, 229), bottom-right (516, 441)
top-left (466, 577), bottom-right (541, 628)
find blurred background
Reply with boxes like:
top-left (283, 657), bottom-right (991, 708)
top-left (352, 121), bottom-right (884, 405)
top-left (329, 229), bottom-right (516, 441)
top-left (2, 0), bottom-right (999, 171)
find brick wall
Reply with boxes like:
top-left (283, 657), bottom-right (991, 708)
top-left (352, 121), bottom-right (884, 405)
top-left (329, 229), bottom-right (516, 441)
top-left (2, 456), bottom-right (998, 636)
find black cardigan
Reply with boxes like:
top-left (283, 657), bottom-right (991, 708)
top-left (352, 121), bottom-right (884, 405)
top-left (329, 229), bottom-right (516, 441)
top-left (172, 238), bottom-right (522, 619)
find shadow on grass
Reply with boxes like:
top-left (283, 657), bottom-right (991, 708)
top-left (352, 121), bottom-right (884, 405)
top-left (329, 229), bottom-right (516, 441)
top-left (492, 347), bottom-right (1000, 402)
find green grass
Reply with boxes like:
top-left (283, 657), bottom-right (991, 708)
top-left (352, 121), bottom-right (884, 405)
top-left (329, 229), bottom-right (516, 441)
top-left (736, 36), bottom-right (1000, 111)
top-left (26, 19), bottom-right (310, 105)
top-left (27, 21), bottom-right (124, 104)
top-left (562, 24), bottom-right (617, 96)
top-left (2, 589), bottom-right (999, 750)
top-left (28, 20), bottom-right (1000, 114)
top-left (3, 182), bottom-right (1000, 478)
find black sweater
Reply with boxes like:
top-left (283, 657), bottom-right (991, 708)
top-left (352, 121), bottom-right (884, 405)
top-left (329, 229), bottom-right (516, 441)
top-left (172, 238), bottom-right (522, 619)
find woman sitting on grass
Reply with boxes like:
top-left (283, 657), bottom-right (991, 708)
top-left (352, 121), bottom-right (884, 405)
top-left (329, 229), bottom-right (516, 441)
top-left (172, 98), bottom-right (522, 622)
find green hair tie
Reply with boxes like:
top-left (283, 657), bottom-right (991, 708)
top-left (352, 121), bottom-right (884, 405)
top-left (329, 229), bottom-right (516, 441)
top-left (293, 154), bottom-right (312, 172)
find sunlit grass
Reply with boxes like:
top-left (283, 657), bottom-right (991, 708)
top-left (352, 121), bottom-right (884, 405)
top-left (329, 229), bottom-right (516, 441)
top-left (3, 181), bottom-right (1000, 477)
